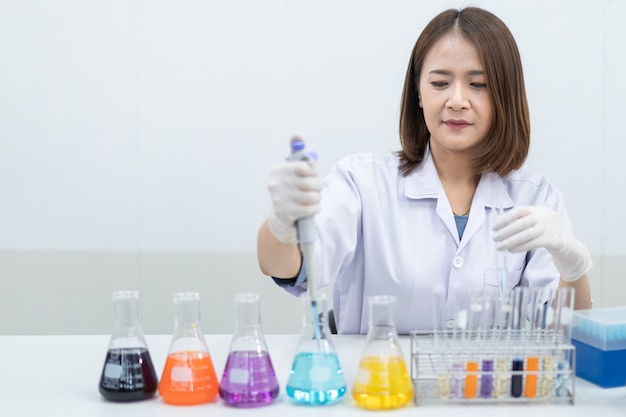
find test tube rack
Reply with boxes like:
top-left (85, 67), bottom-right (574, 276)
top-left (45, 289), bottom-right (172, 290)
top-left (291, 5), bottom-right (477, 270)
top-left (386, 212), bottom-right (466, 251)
top-left (410, 330), bottom-right (576, 405)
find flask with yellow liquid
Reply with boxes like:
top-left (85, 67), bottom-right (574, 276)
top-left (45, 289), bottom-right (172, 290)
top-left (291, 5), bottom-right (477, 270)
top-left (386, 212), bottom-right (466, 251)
top-left (352, 295), bottom-right (413, 410)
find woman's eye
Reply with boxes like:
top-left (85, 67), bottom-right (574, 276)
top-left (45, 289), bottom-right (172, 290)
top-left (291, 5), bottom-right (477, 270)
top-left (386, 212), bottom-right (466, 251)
top-left (431, 81), bottom-right (447, 88)
top-left (471, 82), bottom-right (487, 88)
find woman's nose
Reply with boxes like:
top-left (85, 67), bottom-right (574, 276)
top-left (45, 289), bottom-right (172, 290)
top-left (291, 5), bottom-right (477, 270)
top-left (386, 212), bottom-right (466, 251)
top-left (446, 83), bottom-right (470, 110)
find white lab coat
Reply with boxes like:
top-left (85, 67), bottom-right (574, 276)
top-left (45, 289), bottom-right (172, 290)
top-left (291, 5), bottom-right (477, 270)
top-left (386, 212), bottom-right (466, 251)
top-left (280, 149), bottom-right (567, 334)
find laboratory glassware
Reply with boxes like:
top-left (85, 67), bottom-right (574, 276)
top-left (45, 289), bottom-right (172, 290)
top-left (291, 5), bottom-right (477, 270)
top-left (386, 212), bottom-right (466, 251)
top-left (286, 292), bottom-right (347, 405)
top-left (509, 287), bottom-right (528, 398)
top-left (464, 293), bottom-right (484, 399)
top-left (352, 295), bottom-right (413, 410)
top-left (537, 287), bottom-right (559, 397)
top-left (553, 287), bottom-right (575, 397)
top-left (159, 292), bottom-right (219, 405)
top-left (431, 291), bottom-right (451, 399)
top-left (98, 290), bottom-right (158, 402)
top-left (493, 203), bottom-right (510, 301)
top-left (411, 287), bottom-right (576, 405)
top-left (524, 286), bottom-right (545, 399)
top-left (219, 293), bottom-right (279, 407)
top-left (479, 295), bottom-right (497, 399)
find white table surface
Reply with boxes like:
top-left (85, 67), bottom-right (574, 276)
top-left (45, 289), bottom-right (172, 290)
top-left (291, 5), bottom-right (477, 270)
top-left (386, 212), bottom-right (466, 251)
top-left (1, 334), bottom-right (624, 416)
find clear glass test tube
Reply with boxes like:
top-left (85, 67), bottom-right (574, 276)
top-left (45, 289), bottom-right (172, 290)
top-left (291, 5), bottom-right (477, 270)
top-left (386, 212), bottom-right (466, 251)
top-left (432, 292), bottom-right (451, 399)
top-left (493, 203), bottom-right (510, 301)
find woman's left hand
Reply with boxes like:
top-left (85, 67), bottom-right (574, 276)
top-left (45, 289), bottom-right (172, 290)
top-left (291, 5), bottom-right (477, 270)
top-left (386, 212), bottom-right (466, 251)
top-left (492, 206), bottom-right (592, 282)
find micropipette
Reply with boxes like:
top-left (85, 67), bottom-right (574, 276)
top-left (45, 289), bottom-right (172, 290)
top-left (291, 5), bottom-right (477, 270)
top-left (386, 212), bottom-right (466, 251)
top-left (288, 136), bottom-right (322, 343)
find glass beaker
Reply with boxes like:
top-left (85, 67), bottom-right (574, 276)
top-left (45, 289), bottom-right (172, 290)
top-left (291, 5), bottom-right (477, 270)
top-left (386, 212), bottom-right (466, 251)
top-left (286, 293), bottom-right (347, 405)
top-left (352, 295), bottom-right (413, 410)
top-left (98, 290), bottom-right (158, 402)
top-left (158, 292), bottom-right (219, 405)
top-left (219, 293), bottom-right (279, 407)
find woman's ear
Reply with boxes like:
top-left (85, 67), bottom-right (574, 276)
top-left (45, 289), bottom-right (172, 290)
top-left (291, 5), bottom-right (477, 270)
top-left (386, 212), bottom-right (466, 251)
top-left (418, 94), bottom-right (422, 108)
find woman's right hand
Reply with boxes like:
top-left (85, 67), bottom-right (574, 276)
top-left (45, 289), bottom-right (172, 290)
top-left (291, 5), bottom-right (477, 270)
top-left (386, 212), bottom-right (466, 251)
top-left (266, 161), bottom-right (323, 244)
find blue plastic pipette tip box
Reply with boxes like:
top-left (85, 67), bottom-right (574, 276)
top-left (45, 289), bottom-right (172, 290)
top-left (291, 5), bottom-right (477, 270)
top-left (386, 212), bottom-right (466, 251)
top-left (572, 306), bottom-right (626, 388)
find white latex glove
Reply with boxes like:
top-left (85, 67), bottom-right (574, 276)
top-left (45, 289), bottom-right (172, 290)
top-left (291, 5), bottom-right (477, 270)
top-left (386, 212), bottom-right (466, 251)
top-left (266, 161), bottom-right (323, 244)
top-left (492, 206), bottom-right (592, 282)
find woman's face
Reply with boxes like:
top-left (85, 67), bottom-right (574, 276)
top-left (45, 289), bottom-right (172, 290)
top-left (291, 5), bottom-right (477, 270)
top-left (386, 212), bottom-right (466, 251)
top-left (419, 32), bottom-right (494, 156)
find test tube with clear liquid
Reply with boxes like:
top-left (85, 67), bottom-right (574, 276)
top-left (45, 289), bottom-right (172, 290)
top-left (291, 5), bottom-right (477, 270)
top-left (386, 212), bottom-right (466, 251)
top-left (450, 300), bottom-right (468, 399)
top-left (352, 295), bottom-right (413, 410)
top-left (286, 293), bottom-right (347, 405)
top-left (553, 287), bottom-right (575, 397)
top-left (98, 290), bottom-right (158, 401)
top-left (431, 292), bottom-right (451, 399)
top-left (537, 288), bottom-right (558, 397)
top-left (493, 203), bottom-right (510, 301)
top-left (494, 295), bottom-right (513, 399)
top-left (219, 293), bottom-right (279, 407)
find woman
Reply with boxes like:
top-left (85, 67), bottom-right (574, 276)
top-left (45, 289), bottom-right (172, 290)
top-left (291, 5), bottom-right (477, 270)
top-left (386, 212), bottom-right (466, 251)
top-left (257, 7), bottom-right (592, 334)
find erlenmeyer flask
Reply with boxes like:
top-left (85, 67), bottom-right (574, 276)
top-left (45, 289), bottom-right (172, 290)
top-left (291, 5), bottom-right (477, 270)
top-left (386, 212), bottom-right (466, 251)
top-left (219, 293), bottom-right (279, 407)
top-left (98, 290), bottom-right (158, 402)
top-left (159, 292), bottom-right (219, 405)
top-left (352, 295), bottom-right (413, 410)
top-left (286, 293), bottom-right (347, 405)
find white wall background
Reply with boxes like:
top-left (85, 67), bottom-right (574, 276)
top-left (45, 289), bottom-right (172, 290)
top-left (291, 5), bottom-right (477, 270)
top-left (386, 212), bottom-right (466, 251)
top-left (0, 0), bottom-right (624, 335)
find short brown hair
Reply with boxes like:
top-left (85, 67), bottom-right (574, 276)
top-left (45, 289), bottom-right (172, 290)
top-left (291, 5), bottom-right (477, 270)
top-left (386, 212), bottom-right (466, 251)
top-left (398, 7), bottom-right (530, 177)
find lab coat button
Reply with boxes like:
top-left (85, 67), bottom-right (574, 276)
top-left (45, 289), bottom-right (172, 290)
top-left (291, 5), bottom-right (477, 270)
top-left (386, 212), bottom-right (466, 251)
top-left (452, 256), bottom-right (464, 268)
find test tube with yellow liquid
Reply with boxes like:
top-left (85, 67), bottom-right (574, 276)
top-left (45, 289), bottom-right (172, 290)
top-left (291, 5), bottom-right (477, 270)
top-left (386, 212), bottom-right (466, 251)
top-left (352, 295), bottom-right (413, 410)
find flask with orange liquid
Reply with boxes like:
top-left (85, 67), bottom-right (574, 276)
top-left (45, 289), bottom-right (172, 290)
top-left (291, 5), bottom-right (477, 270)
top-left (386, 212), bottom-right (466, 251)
top-left (159, 292), bottom-right (218, 405)
top-left (352, 295), bottom-right (413, 410)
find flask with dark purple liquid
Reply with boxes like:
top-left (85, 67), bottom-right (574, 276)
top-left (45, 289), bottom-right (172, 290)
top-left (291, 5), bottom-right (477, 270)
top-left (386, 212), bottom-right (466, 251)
top-left (99, 290), bottom-right (158, 401)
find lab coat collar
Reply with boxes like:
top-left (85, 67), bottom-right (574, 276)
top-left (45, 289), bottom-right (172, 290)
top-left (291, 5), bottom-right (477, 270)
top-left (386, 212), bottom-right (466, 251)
top-left (458, 172), bottom-right (515, 250)
top-left (403, 147), bottom-right (516, 246)
top-left (403, 149), bottom-right (444, 199)
top-left (403, 147), bottom-right (515, 209)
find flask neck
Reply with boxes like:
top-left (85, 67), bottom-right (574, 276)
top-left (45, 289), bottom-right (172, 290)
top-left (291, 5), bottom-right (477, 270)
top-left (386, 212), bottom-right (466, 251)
top-left (228, 293), bottom-right (270, 353)
top-left (115, 299), bottom-right (140, 322)
top-left (367, 325), bottom-right (397, 341)
top-left (298, 293), bottom-right (334, 346)
top-left (234, 293), bottom-right (262, 330)
top-left (367, 295), bottom-right (398, 338)
top-left (171, 292), bottom-right (204, 338)
top-left (168, 293), bottom-right (209, 353)
top-left (110, 291), bottom-right (146, 347)
top-left (174, 302), bottom-right (201, 330)
top-left (303, 294), bottom-right (329, 325)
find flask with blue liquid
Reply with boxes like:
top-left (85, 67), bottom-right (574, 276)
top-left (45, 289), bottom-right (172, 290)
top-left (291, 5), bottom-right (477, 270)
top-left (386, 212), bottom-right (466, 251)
top-left (286, 292), bottom-right (347, 405)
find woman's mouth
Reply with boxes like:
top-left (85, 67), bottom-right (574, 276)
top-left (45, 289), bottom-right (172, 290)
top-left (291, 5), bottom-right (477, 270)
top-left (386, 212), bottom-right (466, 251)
top-left (444, 119), bottom-right (470, 130)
